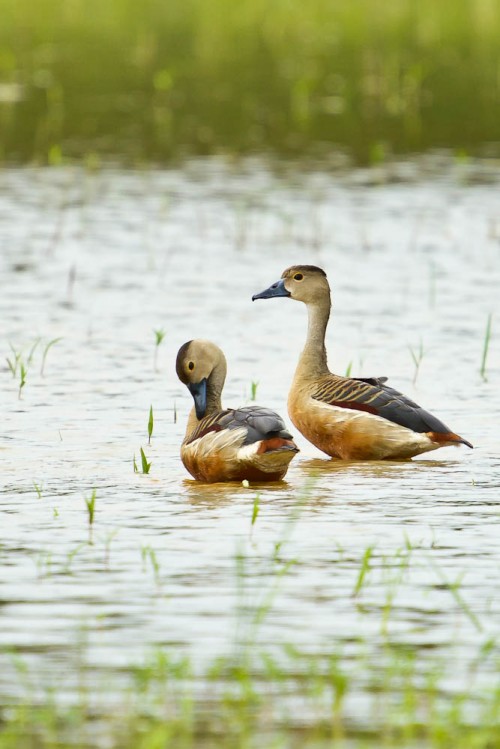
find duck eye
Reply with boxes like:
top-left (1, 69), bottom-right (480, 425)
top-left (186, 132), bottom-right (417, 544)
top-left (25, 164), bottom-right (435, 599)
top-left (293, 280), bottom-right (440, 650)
top-left (188, 361), bottom-right (195, 371)
top-left (293, 273), bottom-right (304, 281)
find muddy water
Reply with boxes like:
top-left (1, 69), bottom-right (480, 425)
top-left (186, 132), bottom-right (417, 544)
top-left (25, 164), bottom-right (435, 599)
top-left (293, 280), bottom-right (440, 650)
top-left (0, 158), bottom-right (499, 714)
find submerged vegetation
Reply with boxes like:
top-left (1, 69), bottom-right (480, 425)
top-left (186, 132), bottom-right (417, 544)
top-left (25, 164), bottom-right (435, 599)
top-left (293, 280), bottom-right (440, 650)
top-left (1, 522), bottom-right (499, 748)
top-left (1, 482), bottom-right (499, 749)
top-left (1, 639), bottom-right (499, 749)
top-left (1, 0), bottom-right (500, 164)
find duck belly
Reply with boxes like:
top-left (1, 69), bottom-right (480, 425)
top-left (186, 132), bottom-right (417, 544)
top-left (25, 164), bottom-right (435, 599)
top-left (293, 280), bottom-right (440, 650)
top-left (181, 429), bottom-right (297, 482)
top-left (289, 397), bottom-right (437, 460)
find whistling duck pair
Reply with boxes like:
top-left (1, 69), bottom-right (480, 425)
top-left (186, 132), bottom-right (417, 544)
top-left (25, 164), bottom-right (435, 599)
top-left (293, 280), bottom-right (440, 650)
top-left (176, 265), bottom-right (472, 482)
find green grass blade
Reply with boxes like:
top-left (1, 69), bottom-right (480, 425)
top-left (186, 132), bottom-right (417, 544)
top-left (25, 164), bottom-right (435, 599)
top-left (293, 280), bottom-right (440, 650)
top-left (84, 489), bottom-right (96, 526)
top-left (480, 313), bottom-right (492, 381)
top-left (41, 337), bottom-right (63, 376)
top-left (140, 447), bottom-right (151, 474)
top-left (352, 545), bottom-right (374, 597)
top-left (148, 405), bottom-right (154, 445)
top-left (251, 494), bottom-right (260, 527)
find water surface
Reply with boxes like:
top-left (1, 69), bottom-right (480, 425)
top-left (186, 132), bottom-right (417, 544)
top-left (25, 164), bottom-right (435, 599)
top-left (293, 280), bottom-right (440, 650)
top-left (0, 157), bottom-right (499, 736)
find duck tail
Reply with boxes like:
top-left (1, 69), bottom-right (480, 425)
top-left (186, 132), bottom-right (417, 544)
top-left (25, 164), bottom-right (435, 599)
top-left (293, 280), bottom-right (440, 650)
top-left (257, 438), bottom-right (299, 454)
top-left (428, 431), bottom-right (473, 449)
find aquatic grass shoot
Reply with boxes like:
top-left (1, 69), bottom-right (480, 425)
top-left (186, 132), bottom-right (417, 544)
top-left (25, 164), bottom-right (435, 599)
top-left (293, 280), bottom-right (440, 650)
top-left (6, 336), bottom-right (63, 397)
top-left (102, 529), bottom-right (119, 569)
top-left (148, 405), bottom-right (154, 445)
top-left (141, 544), bottom-right (161, 585)
top-left (40, 337), bottom-right (63, 376)
top-left (84, 489), bottom-right (97, 535)
top-left (27, 337), bottom-right (41, 365)
top-left (153, 328), bottom-right (166, 371)
top-left (408, 338), bottom-right (425, 384)
top-left (33, 482), bottom-right (43, 499)
top-left (140, 447), bottom-right (152, 474)
top-left (6, 343), bottom-right (22, 377)
top-left (427, 554), bottom-right (483, 632)
top-left (251, 494), bottom-right (260, 527)
top-left (35, 551), bottom-right (53, 579)
top-left (352, 544), bottom-right (374, 597)
top-left (18, 361), bottom-right (27, 399)
top-left (250, 381), bottom-right (259, 401)
top-left (250, 492), bottom-right (260, 539)
top-left (479, 313), bottom-right (492, 381)
top-left (134, 449), bottom-right (152, 473)
top-left (63, 543), bottom-right (86, 574)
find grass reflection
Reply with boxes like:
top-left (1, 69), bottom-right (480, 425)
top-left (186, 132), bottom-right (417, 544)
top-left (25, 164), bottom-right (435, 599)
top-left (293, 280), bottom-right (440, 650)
top-left (1, 0), bottom-right (500, 163)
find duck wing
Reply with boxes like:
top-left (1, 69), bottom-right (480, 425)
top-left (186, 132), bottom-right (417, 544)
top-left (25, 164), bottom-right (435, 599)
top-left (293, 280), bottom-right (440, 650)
top-left (185, 406), bottom-right (294, 446)
top-left (312, 375), bottom-right (453, 435)
top-left (353, 376), bottom-right (388, 386)
top-left (222, 406), bottom-right (294, 445)
top-left (185, 411), bottom-right (231, 445)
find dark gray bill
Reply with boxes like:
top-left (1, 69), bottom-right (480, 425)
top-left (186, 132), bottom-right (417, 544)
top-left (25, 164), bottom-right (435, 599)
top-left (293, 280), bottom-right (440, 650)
top-left (188, 378), bottom-right (207, 420)
top-left (252, 278), bottom-right (290, 301)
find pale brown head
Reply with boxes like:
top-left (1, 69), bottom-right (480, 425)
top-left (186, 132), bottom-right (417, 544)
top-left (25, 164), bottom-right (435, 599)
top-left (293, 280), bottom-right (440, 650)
top-left (252, 264), bottom-right (330, 306)
top-left (176, 339), bottom-right (227, 419)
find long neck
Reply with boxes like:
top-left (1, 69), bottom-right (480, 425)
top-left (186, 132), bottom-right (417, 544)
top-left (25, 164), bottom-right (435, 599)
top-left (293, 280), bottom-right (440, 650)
top-left (296, 296), bottom-right (331, 380)
top-left (205, 365), bottom-right (225, 414)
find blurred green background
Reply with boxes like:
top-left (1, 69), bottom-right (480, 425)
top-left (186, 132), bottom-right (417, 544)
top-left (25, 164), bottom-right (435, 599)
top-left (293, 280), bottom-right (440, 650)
top-left (1, 0), bottom-right (499, 165)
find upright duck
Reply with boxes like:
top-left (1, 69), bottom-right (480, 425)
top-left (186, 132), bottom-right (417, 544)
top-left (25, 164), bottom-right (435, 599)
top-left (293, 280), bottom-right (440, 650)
top-left (176, 339), bottom-right (299, 482)
top-left (252, 265), bottom-right (472, 460)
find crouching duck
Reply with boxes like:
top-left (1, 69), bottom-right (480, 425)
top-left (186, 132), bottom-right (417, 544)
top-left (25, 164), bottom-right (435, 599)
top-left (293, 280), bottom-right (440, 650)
top-left (176, 339), bottom-right (299, 482)
top-left (252, 265), bottom-right (472, 460)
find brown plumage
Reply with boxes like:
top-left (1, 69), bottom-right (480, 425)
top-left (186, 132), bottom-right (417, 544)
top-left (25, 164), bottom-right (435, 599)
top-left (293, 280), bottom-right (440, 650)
top-left (253, 265), bottom-right (472, 460)
top-left (176, 340), bottom-right (298, 482)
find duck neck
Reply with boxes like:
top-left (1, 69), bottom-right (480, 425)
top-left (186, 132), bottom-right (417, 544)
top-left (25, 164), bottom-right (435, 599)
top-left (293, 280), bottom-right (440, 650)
top-left (296, 296), bottom-right (331, 380)
top-left (205, 367), bottom-right (224, 415)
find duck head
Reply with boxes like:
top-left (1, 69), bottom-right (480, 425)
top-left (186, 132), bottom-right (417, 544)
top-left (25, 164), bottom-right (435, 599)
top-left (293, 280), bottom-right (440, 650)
top-left (252, 264), bottom-right (329, 305)
top-left (176, 339), bottom-right (227, 419)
